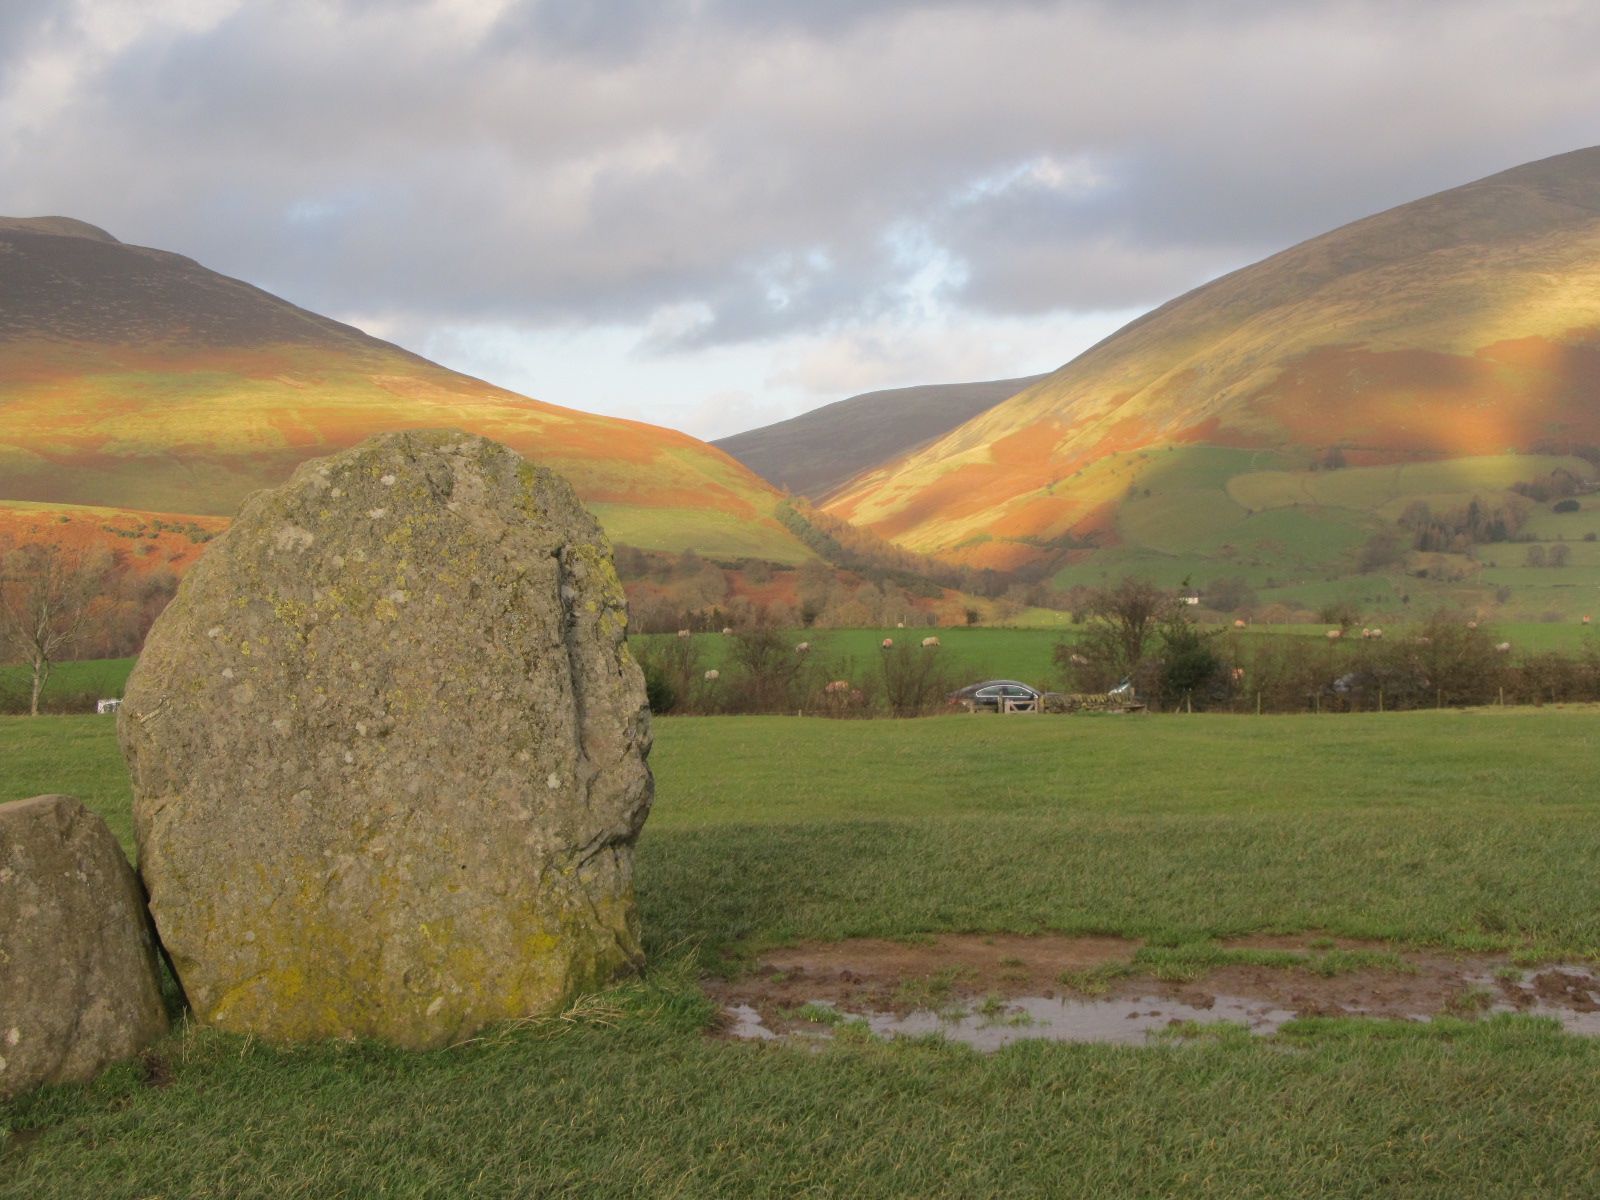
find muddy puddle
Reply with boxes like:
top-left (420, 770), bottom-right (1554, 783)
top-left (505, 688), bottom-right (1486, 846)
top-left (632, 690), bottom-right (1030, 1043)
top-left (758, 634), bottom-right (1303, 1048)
top-left (707, 933), bottom-right (1600, 1051)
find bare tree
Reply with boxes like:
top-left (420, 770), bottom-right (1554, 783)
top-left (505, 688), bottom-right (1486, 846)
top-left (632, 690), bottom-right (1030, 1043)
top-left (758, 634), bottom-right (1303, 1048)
top-left (0, 544), bottom-right (109, 716)
top-left (1055, 576), bottom-right (1178, 690)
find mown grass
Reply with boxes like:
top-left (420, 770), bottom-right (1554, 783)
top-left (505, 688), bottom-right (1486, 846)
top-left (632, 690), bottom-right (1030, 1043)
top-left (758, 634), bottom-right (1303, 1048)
top-left (3, 709), bottom-right (1600, 1197)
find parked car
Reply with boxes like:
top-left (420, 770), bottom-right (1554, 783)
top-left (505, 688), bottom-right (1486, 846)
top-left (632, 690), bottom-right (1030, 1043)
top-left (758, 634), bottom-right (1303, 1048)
top-left (948, 679), bottom-right (1045, 712)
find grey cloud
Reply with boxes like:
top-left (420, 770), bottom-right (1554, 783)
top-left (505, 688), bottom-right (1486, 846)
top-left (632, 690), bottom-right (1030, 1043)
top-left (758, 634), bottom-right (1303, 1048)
top-left (0, 0), bottom-right (63, 87)
top-left (3, 0), bottom-right (1599, 350)
top-left (492, 0), bottom-right (1054, 60)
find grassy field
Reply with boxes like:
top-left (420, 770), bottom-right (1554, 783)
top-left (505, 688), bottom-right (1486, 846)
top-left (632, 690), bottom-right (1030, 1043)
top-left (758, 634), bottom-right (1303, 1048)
top-left (3, 710), bottom-right (1600, 1197)
top-left (635, 620), bottom-right (1600, 701)
top-left (15, 617), bottom-right (1599, 719)
top-left (633, 626), bottom-right (1073, 689)
top-left (0, 658), bottom-right (136, 713)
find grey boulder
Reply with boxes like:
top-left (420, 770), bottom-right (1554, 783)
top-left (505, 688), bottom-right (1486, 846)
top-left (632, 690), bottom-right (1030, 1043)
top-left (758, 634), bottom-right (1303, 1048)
top-left (0, 795), bottom-right (168, 1099)
top-left (119, 430), bottom-right (653, 1048)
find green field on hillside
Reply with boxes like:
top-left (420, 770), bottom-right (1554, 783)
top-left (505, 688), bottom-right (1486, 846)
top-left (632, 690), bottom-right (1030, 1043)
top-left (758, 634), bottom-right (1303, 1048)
top-left (589, 502), bottom-right (815, 564)
top-left (1044, 446), bottom-right (1600, 620)
top-left (3, 710), bottom-right (1599, 1196)
top-left (1226, 454), bottom-right (1594, 514)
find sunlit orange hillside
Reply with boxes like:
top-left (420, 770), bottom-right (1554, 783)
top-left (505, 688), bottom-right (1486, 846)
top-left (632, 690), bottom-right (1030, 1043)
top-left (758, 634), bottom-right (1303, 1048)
top-left (0, 217), bottom-right (815, 565)
top-left (827, 148), bottom-right (1600, 586)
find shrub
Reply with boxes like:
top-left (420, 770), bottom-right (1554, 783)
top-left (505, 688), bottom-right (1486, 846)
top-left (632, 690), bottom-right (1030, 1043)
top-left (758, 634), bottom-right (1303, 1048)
top-left (877, 642), bottom-right (955, 717)
top-left (1156, 615), bottom-right (1226, 708)
top-left (725, 626), bottom-right (810, 713)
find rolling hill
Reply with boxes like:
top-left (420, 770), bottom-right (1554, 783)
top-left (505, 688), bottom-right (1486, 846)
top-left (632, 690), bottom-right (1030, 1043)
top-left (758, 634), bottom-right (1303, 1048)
top-left (826, 148), bottom-right (1600, 617)
top-left (713, 374), bottom-right (1044, 499)
top-left (0, 217), bottom-right (816, 565)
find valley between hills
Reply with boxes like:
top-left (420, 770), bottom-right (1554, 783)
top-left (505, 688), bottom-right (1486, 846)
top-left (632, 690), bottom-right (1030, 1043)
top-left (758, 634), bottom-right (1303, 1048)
top-left (6, 149), bottom-right (1600, 632)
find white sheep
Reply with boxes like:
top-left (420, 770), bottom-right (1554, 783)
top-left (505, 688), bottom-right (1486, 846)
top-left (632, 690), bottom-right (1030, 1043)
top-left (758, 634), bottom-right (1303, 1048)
top-left (676, 629), bottom-right (691, 638)
top-left (1361, 628), bottom-right (1372, 639)
top-left (881, 638), bottom-right (894, 649)
top-left (704, 669), bottom-right (720, 681)
top-left (1326, 629), bottom-right (1342, 640)
top-left (794, 641), bottom-right (811, 654)
top-left (721, 626), bottom-right (734, 635)
top-left (1232, 619), bottom-right (1247, 629)
top-left (1370, 628), bottom-right (1383, 640)
top-left (921, 636), bottom-right (941, 648)
top-left (1495, 641), bottom-right (1511, 653)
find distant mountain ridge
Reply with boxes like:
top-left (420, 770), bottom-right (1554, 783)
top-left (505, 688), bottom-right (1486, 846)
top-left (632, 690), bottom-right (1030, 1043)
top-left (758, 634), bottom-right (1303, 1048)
top-left (826, 147), bottom-right (1600, 597)
top-left (714, 374), bottom-right (1045, 499)
top-left (0, 217), bottom-right (816, 565)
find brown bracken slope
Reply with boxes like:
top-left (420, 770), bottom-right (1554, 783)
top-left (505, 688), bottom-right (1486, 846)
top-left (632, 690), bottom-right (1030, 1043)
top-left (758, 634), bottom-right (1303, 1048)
top-left (0, 218), bottom-right (815, 564)
top-left (826, 148), bottom-right (1600, 571)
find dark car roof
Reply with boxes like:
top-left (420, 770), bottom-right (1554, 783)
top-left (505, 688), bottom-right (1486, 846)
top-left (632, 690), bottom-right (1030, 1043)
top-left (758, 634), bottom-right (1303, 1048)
top-left (950, 679), bottom-right (1039, 697)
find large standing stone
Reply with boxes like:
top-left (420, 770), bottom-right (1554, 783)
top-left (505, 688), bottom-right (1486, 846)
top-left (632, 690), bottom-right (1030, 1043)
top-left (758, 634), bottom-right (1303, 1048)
top-left (0, 795), bottom-right (168, 1098)
top-left (118, 430), bottom-right (653, 1048)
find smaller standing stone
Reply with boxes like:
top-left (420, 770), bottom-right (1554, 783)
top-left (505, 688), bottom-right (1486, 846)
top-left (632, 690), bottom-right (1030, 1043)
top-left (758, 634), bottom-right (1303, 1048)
top-left (0, 795), bottom-right (168, 1099)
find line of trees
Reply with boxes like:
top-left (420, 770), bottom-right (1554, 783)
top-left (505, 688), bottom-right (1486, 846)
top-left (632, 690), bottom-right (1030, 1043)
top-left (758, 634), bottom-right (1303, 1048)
top-left (1054, 576), bottom-right (1600, 713)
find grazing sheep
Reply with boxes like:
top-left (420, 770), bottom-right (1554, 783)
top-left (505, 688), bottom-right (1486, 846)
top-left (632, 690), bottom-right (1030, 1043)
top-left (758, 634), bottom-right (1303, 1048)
top-left (794, 641), bottom-right (811, 654)
top-left (721, 626), bottom-right (733, 635)
top-left (677, 629), bottom-right (691, 638)
top-left (1326, 629), bottom-right (1342, 640)
top-left (1232, 619), bottom-right (1247, 629)
top-left (1495, 641), bottom-right (1511, 653)
top-left (704, 669), bottom-right (720, 681)
top-left (922, 636), bottom-right (941, 648)
top-left (896, 621), bottom-right (905, 629)
top-left (1069, 652), bottom-right (1090, 666)
top-left (1361, 628), bottom-right (1372, 639)
top-left (881, 638), bottom-right (894, 649)
top-left (1370, 628), bottom-right (1383, 639)
top-left (1466, 620), bottom-right (1478, 630)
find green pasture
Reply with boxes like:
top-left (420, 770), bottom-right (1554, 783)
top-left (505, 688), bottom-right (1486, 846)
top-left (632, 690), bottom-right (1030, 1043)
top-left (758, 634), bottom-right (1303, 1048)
top-left (1225, 454), bottom-right (1594, 514)
top-left (1520, 494), bottom-right (1600, 540)
top-left (589, 502), bottom-right (814, 565)
top-left (1050, 446), bottom-right (1600, 620)
top-left (4, 710), bottom-right (1600, 1196)
top-left (0, 658), bottom-right (135, 713)
top-left (633, 626), bottom-right (1070, 689)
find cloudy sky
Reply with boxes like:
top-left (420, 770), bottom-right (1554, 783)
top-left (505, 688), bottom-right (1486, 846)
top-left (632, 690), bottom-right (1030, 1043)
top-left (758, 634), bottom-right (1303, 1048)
top-left (3, 0), bottom-right (1598, 439)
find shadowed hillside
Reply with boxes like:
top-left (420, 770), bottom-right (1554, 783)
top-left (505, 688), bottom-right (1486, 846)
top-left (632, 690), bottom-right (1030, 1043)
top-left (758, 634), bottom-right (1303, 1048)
top-left (0, 217), bottom-right (816, 565)
top-left (827, 148), bottom-right (1600, 607)
top-left (713, 375), bottom-right (1044, 499)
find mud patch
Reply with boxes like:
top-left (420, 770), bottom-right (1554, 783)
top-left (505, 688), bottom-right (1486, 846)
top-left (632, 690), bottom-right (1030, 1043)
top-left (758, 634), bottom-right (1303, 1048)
top-left (708, 933), bottom-right (1600, 1050)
